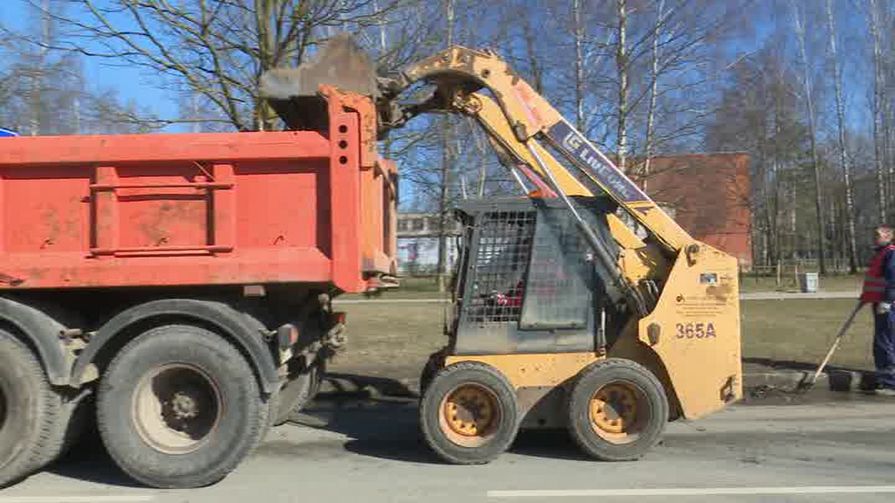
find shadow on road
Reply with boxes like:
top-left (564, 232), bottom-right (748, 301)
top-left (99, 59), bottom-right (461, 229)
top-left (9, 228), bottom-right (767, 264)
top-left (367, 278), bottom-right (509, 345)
top-left (509, 429), bottom-right (591, 462)
top-left (320, 372), bottom-right (419, 398)
top-left (297, 375), bottom-right (595, 465)
top-left (293, 394), bottom-right (441, 464)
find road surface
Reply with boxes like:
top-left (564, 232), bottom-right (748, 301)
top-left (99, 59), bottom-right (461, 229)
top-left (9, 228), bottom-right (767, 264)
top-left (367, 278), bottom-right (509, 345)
top-left (1, 391), bottom-right (894, 503)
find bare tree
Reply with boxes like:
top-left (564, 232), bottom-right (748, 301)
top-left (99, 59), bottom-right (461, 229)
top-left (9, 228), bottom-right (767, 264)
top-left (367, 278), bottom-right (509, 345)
top-left (436, 0), bottom-right (455, 292)
top-left (640, 0), bottom-right (667, 191)
top-left (791, 0), bottom-right (826, 274)
top-left (28, 0), bottom-right (52, 135)
top-left (615, 0), bottom-right (629, 171)
top-left (825, 0), bottom-right (858, 273)
top-left (572, 0), bottom-right (585, 130)
top-left (51, 0), bottom-right (404, 131)
top-left (520, 16), bottom-right (544, 93)
top-left (705, 46), bottom-right (807, 269)
top-left (868, 0), bottom-right (887, 222)
top-left (0, 0), bottom-right (152, 135)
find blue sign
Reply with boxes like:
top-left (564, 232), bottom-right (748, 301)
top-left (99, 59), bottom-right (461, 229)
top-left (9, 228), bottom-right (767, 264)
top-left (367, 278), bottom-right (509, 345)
top-left (546, 119), bottom-right (648, 203)
top-left (0, 128), bottom-right (18, 137)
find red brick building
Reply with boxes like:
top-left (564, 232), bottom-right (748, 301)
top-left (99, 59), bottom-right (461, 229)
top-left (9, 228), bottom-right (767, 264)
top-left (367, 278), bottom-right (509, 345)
top-left (638, 153), bottom-right (752, 270)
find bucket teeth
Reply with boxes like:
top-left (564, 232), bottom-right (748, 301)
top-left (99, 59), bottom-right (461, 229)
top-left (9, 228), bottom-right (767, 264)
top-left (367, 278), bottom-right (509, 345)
top-left (260, 33), bottom-right (377, 99)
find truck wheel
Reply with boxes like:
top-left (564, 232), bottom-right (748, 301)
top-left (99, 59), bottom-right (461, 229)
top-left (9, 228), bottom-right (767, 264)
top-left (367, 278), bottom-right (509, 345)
top-left (420, 362), bottom-right (518, 465)
top-left (97, 325), bottom-right (268, 488)
top-left (567, 358), bottom-right (668, 461)
top-left (33, 390), bottom-right (91, 472)
top-left (0, 330), bottom-right (60, 487)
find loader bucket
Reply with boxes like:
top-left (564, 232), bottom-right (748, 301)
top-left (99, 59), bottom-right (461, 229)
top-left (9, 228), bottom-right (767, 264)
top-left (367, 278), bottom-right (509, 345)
top-left (261, 33), bottom-right (377, 100)
top-left (261, 33), bottom-right (378, 130)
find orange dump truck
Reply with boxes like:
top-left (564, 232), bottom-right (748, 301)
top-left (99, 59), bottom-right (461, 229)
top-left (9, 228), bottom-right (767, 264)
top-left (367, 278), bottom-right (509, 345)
top-left (0, 88), bottom-right (395, 488)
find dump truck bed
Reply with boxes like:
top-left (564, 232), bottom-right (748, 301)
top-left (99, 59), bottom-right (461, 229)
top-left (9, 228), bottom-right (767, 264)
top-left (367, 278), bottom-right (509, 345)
top-left (0, 91), bottom-right (395, 293)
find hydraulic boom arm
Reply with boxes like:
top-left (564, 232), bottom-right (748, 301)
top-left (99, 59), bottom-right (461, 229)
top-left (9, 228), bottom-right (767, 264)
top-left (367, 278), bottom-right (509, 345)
top-left (378, 45), bottom-right (702, 315)
top-left (379, 46), bottom-right (694, 253)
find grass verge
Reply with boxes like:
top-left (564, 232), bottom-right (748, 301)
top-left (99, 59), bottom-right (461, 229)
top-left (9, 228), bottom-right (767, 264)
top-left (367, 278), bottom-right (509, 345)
top-left (329, 298), bottom-right (877, 381)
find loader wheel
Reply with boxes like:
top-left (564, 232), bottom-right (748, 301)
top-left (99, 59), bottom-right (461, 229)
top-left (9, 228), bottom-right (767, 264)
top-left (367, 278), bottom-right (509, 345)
top-left (420, 362), bottom-right (518, 464)
top-left (97, 325), bottom-right (268, 488)
top-left (419, 350), bottom-right (446, 395)
top-left (568, 359), bottom-right (668, 461)
top-left (0, 330), bottom-right (60, 487)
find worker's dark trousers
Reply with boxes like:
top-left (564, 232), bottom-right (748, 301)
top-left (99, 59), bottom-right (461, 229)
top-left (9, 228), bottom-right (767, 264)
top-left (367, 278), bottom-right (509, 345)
top-left (873, 309), bottom-right (895, 389)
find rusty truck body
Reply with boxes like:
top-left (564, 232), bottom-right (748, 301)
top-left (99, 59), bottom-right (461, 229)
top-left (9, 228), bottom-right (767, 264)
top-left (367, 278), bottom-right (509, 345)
top-left (0, 87), bottom-right (395, 488)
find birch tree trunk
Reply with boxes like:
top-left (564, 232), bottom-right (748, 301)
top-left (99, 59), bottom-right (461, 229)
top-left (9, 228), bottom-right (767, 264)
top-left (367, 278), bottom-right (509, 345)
top-left (253, 0), bottom-right (276, 131)
top-left (642, 0), bottom-right (666, 192)
top-left (436, 0), bottom-right (455, 292)
top-left (615, 0), bottom-right (628, 172)
top-left (826, 0), bottom-right (859, 273)
top-left (573, 0), bottom-right (585, 131)
top-left (30, 0), bottom-right (51, 136)
top-left (886, 93), bottom-right (894, 222)
top-left (791, 0), bottom-right (827, 274)
top-left (869, 0), bottom-right (887, 222)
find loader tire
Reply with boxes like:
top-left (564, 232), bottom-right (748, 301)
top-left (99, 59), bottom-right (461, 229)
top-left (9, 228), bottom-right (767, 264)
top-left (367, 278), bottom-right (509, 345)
top-left (420, 362), bottom-right (518, 465)
top-left (0, 330), bottom-right (61, 487)
top-left (568, 358), bottom-right (668, 462)
top-left (97, 325), bottom-right (268, 489)
top-left (419, 351), bottom-right (445, 395)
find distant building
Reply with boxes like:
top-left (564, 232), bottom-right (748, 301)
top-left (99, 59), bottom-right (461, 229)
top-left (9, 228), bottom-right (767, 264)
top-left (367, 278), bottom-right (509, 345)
top-left (640, 153), bottom-right (752, 270)
top-left (396, 152), bottom-right (753, 275)
top-left (396, 213), bottom-right (461, 275)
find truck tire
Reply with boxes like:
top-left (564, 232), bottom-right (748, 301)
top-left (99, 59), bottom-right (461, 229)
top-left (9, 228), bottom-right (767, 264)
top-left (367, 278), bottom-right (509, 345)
top-left (32, 391), bottom-right (90, 473)
top-left (567, 358), bottom-right (668, 462)
top-left (420, 362), bottom-right (519, 465)
top-left (97, 325), bottom-right (268, 488)
top-left (0, 330), bottom-right (60, 487)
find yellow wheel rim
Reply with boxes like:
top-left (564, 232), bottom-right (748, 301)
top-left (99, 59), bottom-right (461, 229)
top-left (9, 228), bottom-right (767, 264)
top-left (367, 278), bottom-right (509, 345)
top-left (439, 384), bottom-right (500, 447)
top-left (588, 383), bottom-right (640, 442)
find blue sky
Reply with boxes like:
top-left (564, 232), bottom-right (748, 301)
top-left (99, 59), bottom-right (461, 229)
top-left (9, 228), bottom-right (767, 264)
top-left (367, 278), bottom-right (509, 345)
top-left (0, 0), bottom-right (180, 128)
top-left (0, 0), bottom-right (874, 136)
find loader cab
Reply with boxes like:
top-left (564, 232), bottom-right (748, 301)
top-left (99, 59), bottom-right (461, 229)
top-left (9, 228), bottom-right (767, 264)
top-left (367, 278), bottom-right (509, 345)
top-left (450, 196), bottom-right (627, 355)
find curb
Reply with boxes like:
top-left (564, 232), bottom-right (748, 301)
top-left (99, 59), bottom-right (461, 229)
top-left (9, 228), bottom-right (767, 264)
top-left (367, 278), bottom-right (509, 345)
top-left (739, 291), bottom-right (858, 300)
top-left (743, 369), bottom-right (875, 392)
top-left (743, 371), bottom-right (819, 391)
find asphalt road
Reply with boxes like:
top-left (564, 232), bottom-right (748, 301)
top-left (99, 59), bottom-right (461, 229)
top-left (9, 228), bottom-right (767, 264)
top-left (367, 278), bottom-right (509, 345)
top-left (2, 391), bottom-right (894, 503)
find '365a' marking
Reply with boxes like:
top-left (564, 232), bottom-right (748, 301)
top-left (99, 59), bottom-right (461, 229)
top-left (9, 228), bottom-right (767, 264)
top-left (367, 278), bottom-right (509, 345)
top-left (675, 322), bottom-right (717, 339)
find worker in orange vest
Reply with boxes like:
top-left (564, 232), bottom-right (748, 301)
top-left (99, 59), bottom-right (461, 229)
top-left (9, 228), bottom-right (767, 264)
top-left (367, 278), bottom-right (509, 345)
top-left (861, 225), bottom-right (895, 395)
